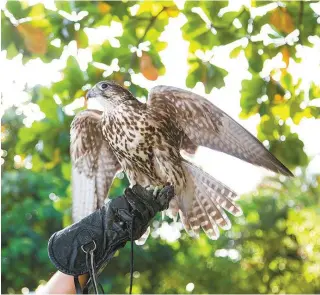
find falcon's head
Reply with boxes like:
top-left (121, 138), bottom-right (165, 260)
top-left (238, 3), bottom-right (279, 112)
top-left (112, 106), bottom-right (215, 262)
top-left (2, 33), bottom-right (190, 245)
top-left (86, 81), bottom-right (134, 110)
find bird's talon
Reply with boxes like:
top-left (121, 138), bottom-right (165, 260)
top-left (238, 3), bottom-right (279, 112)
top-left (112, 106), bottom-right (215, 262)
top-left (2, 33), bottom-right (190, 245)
top-left (153, 185), bottom-right (166, 198)
top-left (153, 186), bottom-right (160, 197)
top-left (145, 185), bottom-right (155, 191)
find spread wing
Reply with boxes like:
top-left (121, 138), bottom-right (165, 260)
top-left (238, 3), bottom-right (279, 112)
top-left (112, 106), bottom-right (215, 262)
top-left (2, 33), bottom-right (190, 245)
top-left (148, 85), bottom-right (293, 176)
top-left (70, 109), bottom-right (121, 222)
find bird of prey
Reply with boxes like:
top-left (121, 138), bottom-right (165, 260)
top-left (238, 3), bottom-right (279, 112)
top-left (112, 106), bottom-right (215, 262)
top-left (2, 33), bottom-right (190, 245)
top-left (70, 81), bottom-right (293, 240)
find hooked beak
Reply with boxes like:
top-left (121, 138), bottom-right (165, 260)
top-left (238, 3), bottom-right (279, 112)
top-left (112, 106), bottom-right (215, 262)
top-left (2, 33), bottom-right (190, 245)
top-left (84, 89), bottom-right (95, 108)
top-left (86, 88), bottom-right (95, 100)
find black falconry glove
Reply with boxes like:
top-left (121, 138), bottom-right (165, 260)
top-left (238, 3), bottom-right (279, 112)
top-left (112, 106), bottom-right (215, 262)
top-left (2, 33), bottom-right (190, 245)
top-left (48, 184), bottom-right (174, 294)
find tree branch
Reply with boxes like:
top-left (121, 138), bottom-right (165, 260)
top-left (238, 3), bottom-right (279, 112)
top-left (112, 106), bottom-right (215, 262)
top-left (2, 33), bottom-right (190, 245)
top-left (124, 7), bottom-right (167, 82)
top-left (137, 7), bottom-right (166, 45)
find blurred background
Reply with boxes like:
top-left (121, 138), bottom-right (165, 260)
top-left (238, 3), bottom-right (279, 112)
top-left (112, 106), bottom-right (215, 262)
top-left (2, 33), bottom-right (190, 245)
top-left (1, 0), bottom-right (320, 294)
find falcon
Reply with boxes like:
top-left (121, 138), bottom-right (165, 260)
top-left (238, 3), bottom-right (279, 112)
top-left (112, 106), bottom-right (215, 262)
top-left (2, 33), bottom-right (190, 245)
top-left (71, 81), bottom-right (293, 240)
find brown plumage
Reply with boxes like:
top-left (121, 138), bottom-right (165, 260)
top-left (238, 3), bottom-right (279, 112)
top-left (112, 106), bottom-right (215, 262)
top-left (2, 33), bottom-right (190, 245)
top-left (70, 109), bottom-right (120, 222)
top-left (71, 81), bottom-right (293, 239)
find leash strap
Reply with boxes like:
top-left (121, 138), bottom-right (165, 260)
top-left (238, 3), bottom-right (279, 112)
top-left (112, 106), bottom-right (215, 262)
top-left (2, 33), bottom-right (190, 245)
top-left (129, 215), bottom-right (135, 294)
top-left (75, 240), bottom-right (99, 294)
top-left (73, 220), bottom-right (137, 295)
top-left (74, 276), bottom-right (82, 294)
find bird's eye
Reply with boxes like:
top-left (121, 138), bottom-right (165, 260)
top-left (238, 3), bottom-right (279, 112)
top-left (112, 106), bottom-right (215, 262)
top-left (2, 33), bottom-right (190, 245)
top-left (100, 83), bottom-right (108, 90)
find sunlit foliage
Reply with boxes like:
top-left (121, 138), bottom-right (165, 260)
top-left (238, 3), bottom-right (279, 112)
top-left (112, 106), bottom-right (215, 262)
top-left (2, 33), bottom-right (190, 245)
top-left (1, 1), bottom-right (320, 293)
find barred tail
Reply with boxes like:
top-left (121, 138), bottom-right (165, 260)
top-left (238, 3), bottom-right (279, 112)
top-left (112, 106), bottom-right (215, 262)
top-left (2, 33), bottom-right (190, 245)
top-left (179, 160), bottom-right (243, 240)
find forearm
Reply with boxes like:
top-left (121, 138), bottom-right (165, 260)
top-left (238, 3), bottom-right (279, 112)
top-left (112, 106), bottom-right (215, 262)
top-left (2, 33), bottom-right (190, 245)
top-left (37, 272), bottom-right (88, 294)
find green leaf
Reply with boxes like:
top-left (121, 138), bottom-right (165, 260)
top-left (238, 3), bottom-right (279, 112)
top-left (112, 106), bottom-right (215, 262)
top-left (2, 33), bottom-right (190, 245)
top-left (5, 42), bottom-right (19, 59)
top-left (65, 56), bottom-right (85, 98)
top-left (309, 82), bottom-right (320, 100)
top-left (270, 133), bottom-right (308, 168)
top-left (200, 1), bottom-right (228, 25)
top-left (6, 1), bottom-right (26, 19)
top-left (31, 153), bottom-right (44, 172)
top-left (61, 162), bottom-right (71, 181)
top-left (267, 79), bottom-right (286, 101)
top-left (29, 4), bottom-right (50, 29)
top-left (237, 9), bottom-right (251, 33)
top-left (205, 64), bottom-right (227, 91)
top-left (271, 104), bottom-right (290, 120)
top-left (37, 93), bottom-right (59, 121)
top-left (230, 46), bottom-right (242, 59)
top-left (76, 30), bottom-right (88, 49)
top-left (1, 11), bottom-right (24, 52)
top-left (245, 42), bottom-right (264, 73)
top-left (129, 83), bottom-right (148, 98)
top-left (155, 41), bottom-right (167, 52)
top-left (186, 58), bottom-right (227, 92)
top-left (240, 75), bottom-right (265, 117)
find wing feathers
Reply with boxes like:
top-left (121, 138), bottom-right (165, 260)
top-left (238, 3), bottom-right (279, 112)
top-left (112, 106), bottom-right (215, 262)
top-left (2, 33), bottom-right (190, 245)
top-left (70, 110), bottom-right (120, 222)
top-left (148, 86), bottom-right (293, 176)
top-left (179, 160), bottom-right (242, 240)
top-left (72, 168), bottom-right (96, 221)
